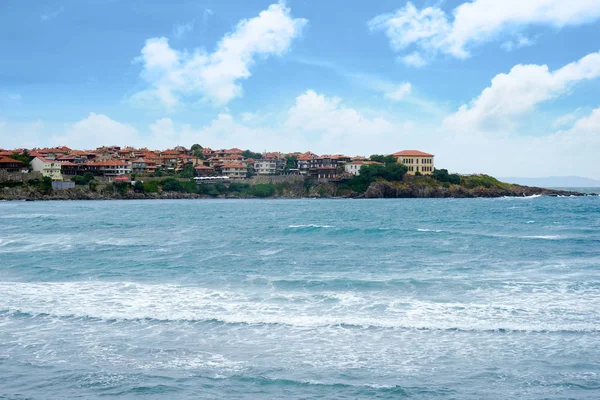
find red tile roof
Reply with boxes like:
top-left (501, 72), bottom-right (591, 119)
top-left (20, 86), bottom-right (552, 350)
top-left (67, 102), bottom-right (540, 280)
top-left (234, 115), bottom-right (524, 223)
top-left (0, 156), bottom-right (24, 165)
top-left (392, 150), bottom-right (434, 157)
top-left (221, 163), bottom-right (246, 169)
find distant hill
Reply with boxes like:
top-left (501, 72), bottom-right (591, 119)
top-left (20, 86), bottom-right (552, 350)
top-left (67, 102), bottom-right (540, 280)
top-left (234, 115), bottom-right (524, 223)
top-left (500, 176), bottom-right (600, 188)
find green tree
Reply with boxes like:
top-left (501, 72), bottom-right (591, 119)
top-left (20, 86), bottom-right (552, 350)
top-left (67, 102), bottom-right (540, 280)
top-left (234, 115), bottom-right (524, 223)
top-left (432, 169), bottom-right (461, 185)
top-left (248, 184), bottom-right (276, 198)
top-left (114, 182), bottom-right (129, 195)
top-left (160, 178), bottom-right (184, 192)
top-left (284, 155), bottom-right (297, 170)
top-left (191, 144), bottom-right (205, 159)
top-left (369, 154), bottom-right (398, 165)
top-left (71, 172), bottom-right (95, 185)
top-left (143, 180), bottom-right (159, 193)
top-left (153, 167), bottom-right (165, 177)
top-left (242, 150), bottom-right (262, 159)
top-left (10, 151), bottom-right (33, 170)
top-left (343, 163), bottom-right (409, 193)
top-left (134, 181), bottom-right (144, 193)
top-left (179, 163), bottom-right (195, 178)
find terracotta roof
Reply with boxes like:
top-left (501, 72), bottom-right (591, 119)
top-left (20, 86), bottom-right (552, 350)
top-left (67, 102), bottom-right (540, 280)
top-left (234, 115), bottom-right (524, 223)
top-left (392, 150), bottom-right (434, 157)
top-left (346, 161), bottom-right (383, 165)
top-left (114, 176), bottom-right (130, 181)
top-left (59, 161), bottom-right (78, 167)
top-left (86, 159), bottom-right (129, 167)
top-left (34, 156), bottom-right (59, 163)
top-left (0, 156), bottom-right (24, 165)
top-left (194, 165), bottom-right (214, 170)
top-left (221, 163), bottom-right (246, 169)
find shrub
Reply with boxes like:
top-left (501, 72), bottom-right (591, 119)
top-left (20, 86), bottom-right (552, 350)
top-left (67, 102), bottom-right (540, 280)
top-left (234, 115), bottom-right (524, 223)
top-left (248, 184), bottom-right (276, 198)
top-left (143, 180), bottom-right (159, 193)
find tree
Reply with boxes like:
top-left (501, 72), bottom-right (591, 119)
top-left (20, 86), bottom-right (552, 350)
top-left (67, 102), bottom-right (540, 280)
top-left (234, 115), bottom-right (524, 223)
top-left (72, 172), bottom-right (95, 185)
top-left (284, 155), bottom-right (297, 170)
top-left (134, 181), bottom-right (144, 193)
top-left (160, 178), bottom-right (184, 192)
top-left (153, 167), bottom-right (165, 177)
top-left (179, 163), bottom-right (195, 178)
top-left (190, 144), bottom-right (205, 159)
top-left (10, 151), bottom-right (33, 170)
top-left (143, 180), bottom-right (159, 193)
top-left (249, 184), bottom-right (275, 198)
top-left (343, 163), bottom-right (409, 193)
top-left (369, 154), bottom-right (398, 165)
top-left (433, 169), bottom-right (461, 185)
top-left (242, 150), bottom-right (262, 160)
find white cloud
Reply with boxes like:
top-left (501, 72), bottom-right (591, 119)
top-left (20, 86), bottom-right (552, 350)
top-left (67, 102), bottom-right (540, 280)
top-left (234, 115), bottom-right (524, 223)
top-left (501, 35), bottom-right (535, 52)
top-left (444, 51), bottom-right (600, 132)
top-left (400, 52), bottom-right (428, 68)
top-left (384, 83), bottom-right (412, 101)
top-left (552, 112), bottom-right (579, 128)
top-left (172, 21), bottom-right (195, 39)
top-left (52, 113), bottom-right (143, 150)
top-left (131, 1), bottom-right (307, 109)
top-left (285, 90), bottom-right (397, 144)
top-left (369, 0), bottom-right (600, 65)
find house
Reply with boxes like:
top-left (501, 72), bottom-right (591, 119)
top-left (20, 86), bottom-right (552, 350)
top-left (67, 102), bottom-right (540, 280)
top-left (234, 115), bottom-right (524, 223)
top-left (85, 160), bottom-right (131, 177)
top-left (194, 165), bottom-right (216, 177)
top-left (131, 158), bottom-right (147, 174)
top-left (309, 167), bottom-right (338, 179)
top-left (59, 161), bottom-right (81, 176)
top-left (30, 157), bottom-right (63, 180)
top-left (0, 156), bottom-right (25, 172)
top-left (392, 150), bottom-right (435, 175)
top-left (254, 157), bottom-right (285, 175)
top-left (296, 154), bottom-right (313, 171)
top-left (221, 163), bottom-right (248, 179)
top-left (344, 161), bottom-right (383, 176)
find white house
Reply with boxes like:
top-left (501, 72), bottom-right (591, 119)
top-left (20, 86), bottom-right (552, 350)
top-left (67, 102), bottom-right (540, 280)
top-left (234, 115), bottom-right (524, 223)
top-left (344, 161), bottom-right (383, 176)
top-left (30, 157), bottom-right (63, 180)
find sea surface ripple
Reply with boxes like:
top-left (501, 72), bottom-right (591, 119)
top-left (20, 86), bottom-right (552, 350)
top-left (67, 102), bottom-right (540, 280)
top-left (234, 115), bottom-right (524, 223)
top-left (1, 197), bottom-right (599, 399)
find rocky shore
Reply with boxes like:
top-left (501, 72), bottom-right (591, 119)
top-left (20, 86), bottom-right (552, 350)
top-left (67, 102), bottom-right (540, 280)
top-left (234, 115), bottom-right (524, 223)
top-left (0, 181), bottom-right (592, 201)
top-left (361, 182), bottom-right (591, 198)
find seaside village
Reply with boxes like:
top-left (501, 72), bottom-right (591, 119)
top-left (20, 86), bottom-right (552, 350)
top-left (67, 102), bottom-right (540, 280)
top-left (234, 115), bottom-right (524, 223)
top-left (0, 145), bottom-right (435, 186)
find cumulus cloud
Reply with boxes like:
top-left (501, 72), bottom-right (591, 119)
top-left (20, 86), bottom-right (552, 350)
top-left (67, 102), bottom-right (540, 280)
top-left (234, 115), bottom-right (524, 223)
top-left (131, 1), bottom-right (307, 109)
top-left (285, 90), bottom-right (397, 144)
top-left (369, 0), bottom-right (600, 65)
top-left (51, 113), bottom-right (143, 149)
top-left (444, 51), bottom-right (600, 132)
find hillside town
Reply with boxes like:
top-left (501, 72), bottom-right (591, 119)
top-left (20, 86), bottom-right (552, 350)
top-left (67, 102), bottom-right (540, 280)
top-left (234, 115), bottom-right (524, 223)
top-left (0, 145), bottom-right (435, 182)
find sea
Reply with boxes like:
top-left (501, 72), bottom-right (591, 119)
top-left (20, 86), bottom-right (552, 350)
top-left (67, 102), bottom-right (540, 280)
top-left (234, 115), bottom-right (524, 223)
top-left (0, 196), bottom-right (599, 399)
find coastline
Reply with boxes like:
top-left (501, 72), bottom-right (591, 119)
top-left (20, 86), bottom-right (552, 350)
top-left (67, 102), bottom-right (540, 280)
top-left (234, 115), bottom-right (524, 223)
top-left (0, 182), bottom-right (594, 201)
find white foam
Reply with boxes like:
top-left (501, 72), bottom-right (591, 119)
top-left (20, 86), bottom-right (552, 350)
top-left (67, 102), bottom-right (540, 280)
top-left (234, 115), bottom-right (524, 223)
top-left (1, 281), bottom-right (597, 332)
top-left (288, 224), bottom-right (335, 228)
top-left (521, 235), bottom-right (562, 240)
top-left (417, 229), bottom-right (443, 233)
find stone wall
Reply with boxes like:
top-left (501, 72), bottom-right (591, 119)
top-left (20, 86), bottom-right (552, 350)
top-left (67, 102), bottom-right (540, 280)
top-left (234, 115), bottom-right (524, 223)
top-left (248, 175), bottom-right (305, 185)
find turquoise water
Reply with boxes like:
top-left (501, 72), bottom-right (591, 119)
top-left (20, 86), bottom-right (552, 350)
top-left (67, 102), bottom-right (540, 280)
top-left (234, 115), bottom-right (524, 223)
top-left (1, 197), bottom-right (599, 399)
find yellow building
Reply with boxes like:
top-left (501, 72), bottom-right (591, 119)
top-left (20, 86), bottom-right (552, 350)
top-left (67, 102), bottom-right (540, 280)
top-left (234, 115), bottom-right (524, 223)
top-left (392, 150), bottom-right (435, 175)
top-left (30, 157), bottom-right (64, 180)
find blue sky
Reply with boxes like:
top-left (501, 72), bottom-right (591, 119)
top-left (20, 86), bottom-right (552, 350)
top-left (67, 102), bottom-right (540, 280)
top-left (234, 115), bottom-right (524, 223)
top-left (1, 0), bottom-right (600, 178)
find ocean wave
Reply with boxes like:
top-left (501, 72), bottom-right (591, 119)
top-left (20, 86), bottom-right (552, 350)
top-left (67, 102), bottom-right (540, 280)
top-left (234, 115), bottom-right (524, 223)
top-left (417, 228), bottom-right (443, 233)
top-left (288, 224), bottom-right (335, 229)
top-left (520, 235), bottom-right (562, 240)
top-left (1, 281), bottom-right (598, 333)
top-left (2, 308), bottom-right (599, 334)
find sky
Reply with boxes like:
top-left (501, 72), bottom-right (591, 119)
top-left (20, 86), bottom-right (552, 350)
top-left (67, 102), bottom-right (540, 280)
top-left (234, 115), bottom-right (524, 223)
top-left (1, 0), bottom-right (600, 178)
